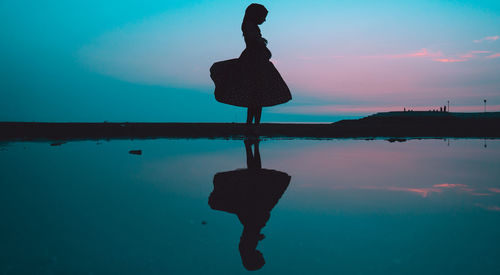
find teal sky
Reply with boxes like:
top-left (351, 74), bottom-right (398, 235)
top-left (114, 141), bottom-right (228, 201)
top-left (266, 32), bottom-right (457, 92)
top-left (1, 0), bottom-right (499, 122)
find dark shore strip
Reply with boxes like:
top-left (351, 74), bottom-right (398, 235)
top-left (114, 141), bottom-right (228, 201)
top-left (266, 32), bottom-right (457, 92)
top-left (1, 112), bottom-right (500, 141)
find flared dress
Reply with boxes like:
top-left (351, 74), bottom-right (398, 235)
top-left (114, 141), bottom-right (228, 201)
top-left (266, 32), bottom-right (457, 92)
top-left (210, 25), bottom-right (291, 107)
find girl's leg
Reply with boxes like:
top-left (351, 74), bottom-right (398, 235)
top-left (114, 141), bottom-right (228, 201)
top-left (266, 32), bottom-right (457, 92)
top-left (246, 107), bottom-right (254, 124)
top-left (244, 139), bottom-right (255, 169)
top-left (253, 139), bottom-right (262, 169)
top-left (244, 138), bottom-right (261, 169)
top-left (254, 107), bottom-right (262, 125)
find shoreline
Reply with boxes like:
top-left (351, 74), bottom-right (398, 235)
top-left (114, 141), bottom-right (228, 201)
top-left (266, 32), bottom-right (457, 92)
top-left (1, 111), bottom-right (500, 141)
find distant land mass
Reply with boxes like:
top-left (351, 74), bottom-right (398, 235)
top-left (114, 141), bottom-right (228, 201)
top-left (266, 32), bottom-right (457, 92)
top-left (1, 111), bottom-right (499, 141)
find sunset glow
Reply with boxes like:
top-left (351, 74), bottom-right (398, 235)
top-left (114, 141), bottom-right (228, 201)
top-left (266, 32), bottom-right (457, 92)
top-left (1, 0), bottom-right (499, 122)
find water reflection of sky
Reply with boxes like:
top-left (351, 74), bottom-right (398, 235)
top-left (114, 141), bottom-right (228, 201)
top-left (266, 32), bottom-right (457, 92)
top-left (142, 139), bottom-right (500, 211)
top-left (0, 139), bottom-right (499, 274)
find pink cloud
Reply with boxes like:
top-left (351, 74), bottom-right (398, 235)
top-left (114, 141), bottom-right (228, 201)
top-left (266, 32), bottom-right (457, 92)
top-left (474, 35), bottom-right (499, 43)
top-left (471, 50), bottom-right (491, 54)
top-left (433, 58), bottom-right (467, 63)
top-left (407, 48), bottom-right (438, 57)
top-left (372, 48), bottom-right (494, 63)
top-left (487, 53), bottom-right (500, 59)
top-left (373, 48), bottom-right (442, 59)
top-left (306, 48), bottom-right (448, 61)
top-left (459, 51), bottom-right (491, 59)
top-left (297, 55), bottom-right (345, 60)
top-left (460, 53), bottom-right (474, 59)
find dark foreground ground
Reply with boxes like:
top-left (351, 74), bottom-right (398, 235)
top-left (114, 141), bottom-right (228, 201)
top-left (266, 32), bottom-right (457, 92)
top-left (1, 111), bottom-right (500, 141)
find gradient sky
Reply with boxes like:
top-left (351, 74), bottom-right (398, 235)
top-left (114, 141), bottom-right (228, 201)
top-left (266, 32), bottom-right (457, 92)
top-left (1, 0), bottom-right (500, 122)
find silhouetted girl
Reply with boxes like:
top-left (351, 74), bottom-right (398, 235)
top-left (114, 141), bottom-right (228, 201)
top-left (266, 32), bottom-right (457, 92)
top-left (210, 4), bottom-right (291, 125)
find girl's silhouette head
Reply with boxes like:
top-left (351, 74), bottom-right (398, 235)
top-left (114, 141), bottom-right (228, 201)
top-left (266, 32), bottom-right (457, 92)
top-left (243, 3), bottom-right (268, 26)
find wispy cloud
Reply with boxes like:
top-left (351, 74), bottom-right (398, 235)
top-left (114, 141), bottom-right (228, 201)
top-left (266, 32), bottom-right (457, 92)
top-left (434, 50), bottom-right (495, 63)
top-left (368, 48), bottom-right (442, 59)
top-left (404, 48), bottom-right (441, 58)
top-left (471, 50), bottom-right (492, 54)
top-left (434, 58), bottom-right (467, 63)
top-left (473, 35), bottom-right (499, 43)
top-left (487, 53), bottom-right (500, 59)
top-left (299, 48), bottom-right (496, 64)
top-left (459, 51), bottom-right (491, 59)
top-left (370, 48), bottom-right (493, 63)
top-left (297, 55), bottom-right (345, 60)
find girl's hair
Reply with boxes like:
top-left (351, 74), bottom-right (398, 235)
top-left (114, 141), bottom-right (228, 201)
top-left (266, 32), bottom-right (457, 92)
top-left (241, 3), bottom-right (268, 33)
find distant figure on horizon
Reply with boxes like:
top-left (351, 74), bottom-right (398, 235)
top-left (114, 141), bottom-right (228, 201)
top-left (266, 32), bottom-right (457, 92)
top-left (209, 138), bottom-right (291, 270)
top-left (210, 3), bottom-right (292, 126)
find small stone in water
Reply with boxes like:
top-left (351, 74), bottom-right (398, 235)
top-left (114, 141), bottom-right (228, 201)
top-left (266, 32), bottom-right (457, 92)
top-left (50, 141), bottom-right (66, 146)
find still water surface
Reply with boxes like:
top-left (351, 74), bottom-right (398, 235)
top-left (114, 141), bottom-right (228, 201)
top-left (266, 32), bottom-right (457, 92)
top-left (0, 139), bottom-right (499, 274)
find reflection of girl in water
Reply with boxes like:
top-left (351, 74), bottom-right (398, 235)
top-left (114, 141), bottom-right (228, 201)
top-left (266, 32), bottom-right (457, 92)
top-left (210, 4), bottom-right (292, 126)
top-left (209, 138), bottom-right (291, 270)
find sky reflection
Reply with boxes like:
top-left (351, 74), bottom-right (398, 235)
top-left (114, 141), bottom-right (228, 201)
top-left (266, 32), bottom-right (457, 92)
top-left (129, 138), bottom-right (500, 213)
top-left (1, 138), bottom-right (499, 273)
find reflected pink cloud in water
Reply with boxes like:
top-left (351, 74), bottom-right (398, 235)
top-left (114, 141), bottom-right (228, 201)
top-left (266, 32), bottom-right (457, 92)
top-left (489, 188), bottom-right (500, 193)
top-left (263, 140), bottom-right (500, 210)
top-left (140, 139), bottom-right (500, 212)
top-left (475, 204), bottom-right (500, 212)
